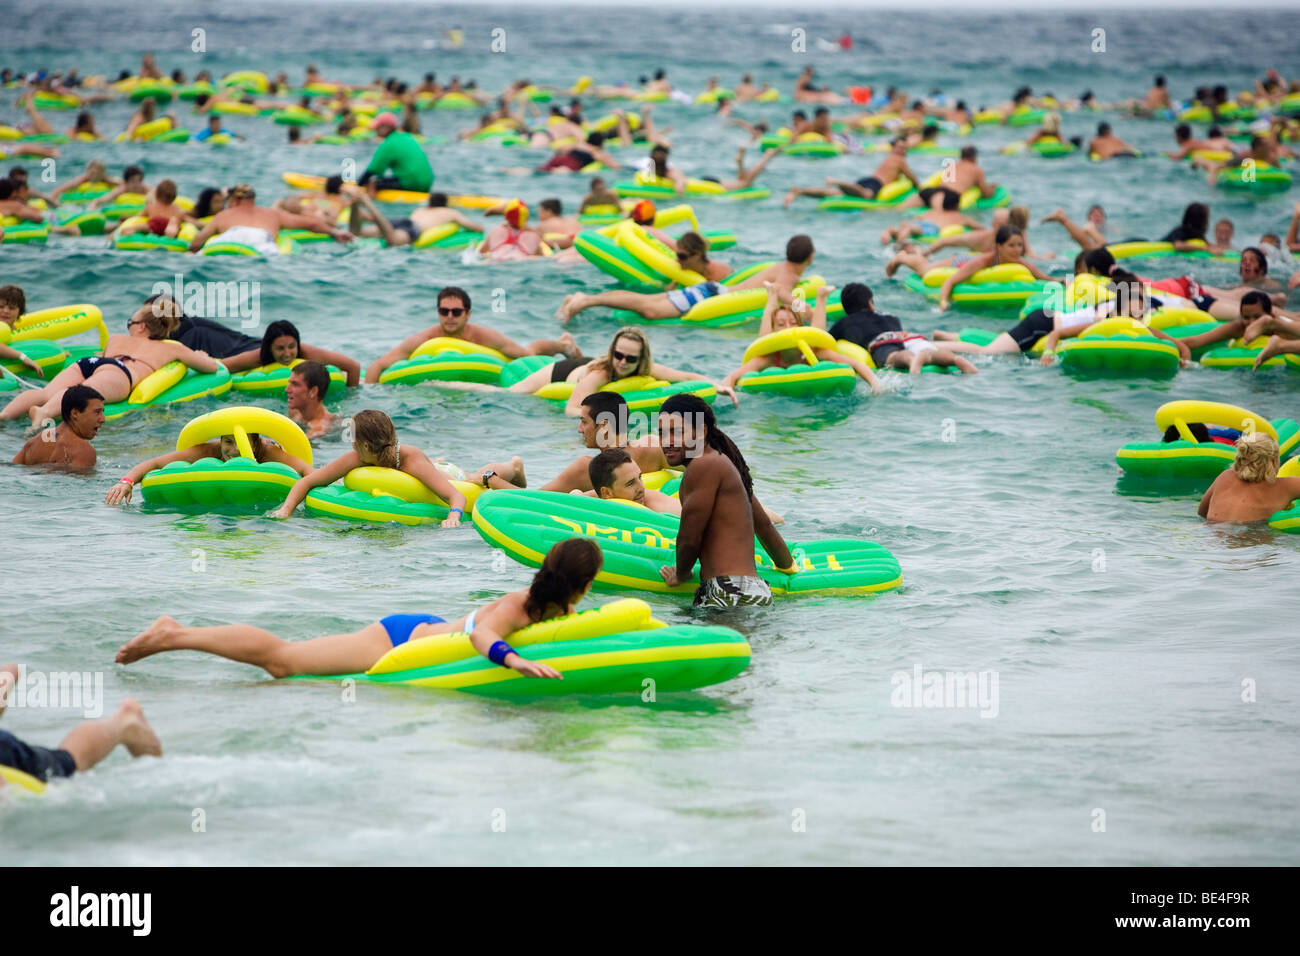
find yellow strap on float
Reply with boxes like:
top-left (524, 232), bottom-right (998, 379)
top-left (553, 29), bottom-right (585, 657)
top-left (175, 405), bottom-right (314, 464)
top-left (742, 326), bottom-right (837, 364)
top-left (1153, 400), bottom-right (1277, 441)
top-left (230, 425), bottom-right (255, 460)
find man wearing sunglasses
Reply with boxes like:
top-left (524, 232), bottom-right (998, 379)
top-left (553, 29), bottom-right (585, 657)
top-left (365, 286), bottom-right (583, 383)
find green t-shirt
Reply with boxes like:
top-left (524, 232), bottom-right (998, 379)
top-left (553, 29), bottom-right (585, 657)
top-left (365, 131), bottom-right (434, 192)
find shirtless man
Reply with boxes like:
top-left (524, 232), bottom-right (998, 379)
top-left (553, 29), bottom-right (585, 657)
top-left (187, 183), bottom-right (350, 255)
top-left (12, 385), bottom-right (103, 472)
top-left (89, 165), bottom-right (149, 210)
top-left (1125, 75), bottom-right (1170, 117)
top-left (366, 285), bottom-right (580, 382)
top-left (1088, 122), bottom-right (1139, 159)
top-left (898, 145), bottom-right (997, 210)
top-left (285, 361), bottom-right (336, 439)
top-left (533, 198), bottom-right (583, 247)
top-left (784, 137), bottom-right (919, 205)
top-left (348, 190), bottom-right (482, 248)
top-left (115, 178), bottom-right (185, 239)
top-left (541, 392), bottom-right (670, 493)
top-left (1164, 123), bottom-right (1235, 161)
top-left (275, 174), bottom-right (351, 219)
top-left (579, 177), bottom-right (621, 213)
top-left (1198, 433), bottom-right (1300, 522)
top-left (656, 394), bottom-right (794, 607)
top-left (794, 66), bottom-right (842, 106)
top-left (586, 448), bottom-right (680, 516)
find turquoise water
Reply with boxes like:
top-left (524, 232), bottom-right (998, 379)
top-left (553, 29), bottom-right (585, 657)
top-left (3, 3), bottom-right (1300, 865)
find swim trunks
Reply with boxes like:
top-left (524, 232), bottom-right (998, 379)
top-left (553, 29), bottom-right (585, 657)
top-left (0, 730), bottom-right (76, 782)
top-left (1005, 309), bottom-right (1055, 351)
top-left (868, 330), bottom-right (930, 365)
top-left (218, 226), bottom-right (280, 256)
top-left (917, 186), bottom-right (961, 208)
top-left (550, 355), bottom-right (592, 383)
top-left (693, 575), bottom-right (773, 609)
top-left (147, 216), bottom-right (170, 236)
top-left (665, 281), bottom-right (723, 316)
top-left (76, 355), bottom-right (133, 387)
top-left (854, 176), bottom-right (883, 196)
top-left (917, 220), bottom-right (940, 236)
top-left (390, 217), bottom-right (418, 238)
top-left (378, 613), bottom-right (445, 647)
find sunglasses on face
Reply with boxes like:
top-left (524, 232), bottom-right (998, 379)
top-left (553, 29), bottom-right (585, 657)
top-left (438, 307), bottom-right (465, 317)
top-left (127, 318), bottom-right (147, 328)
top-left (612, 349), bottom-right (641, 363)
top-left (675, 251), bottom-right (689, 261)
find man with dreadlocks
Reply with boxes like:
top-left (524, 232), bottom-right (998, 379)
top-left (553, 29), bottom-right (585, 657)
top-left (656, 394), bottom-right (795, 608)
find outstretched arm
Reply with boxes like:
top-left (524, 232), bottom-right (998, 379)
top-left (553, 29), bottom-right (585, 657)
top-left (751, 492), bottom-right (794, 570)
top-left (365, 325), bottom-right (439, 382)
top-left (271, 452), bottom-right (357, 518)
top-left (298, 343), bottom-right (361, 386)
top-left (106, 446), bottom-right (209, 504)
top-left (400, 447), bottom-right (467, 527)
top-left (467, 600), bottom-right (562, 679)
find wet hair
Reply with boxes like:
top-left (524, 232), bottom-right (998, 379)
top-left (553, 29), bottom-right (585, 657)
top-left (428, 192), bottom-right (448, 208)
top-left (658, 393), bottom-right (753, 497)
top-left (324, 174), bottom-right (344, 194)
top-left (1181, 202), bottom-right (1209, 238)
top-left (1097, 122), bottom-right (1112, 136)
top-left (154, 178), bottom-right (177, 203)
top-left (140, 297), bottom-right (182, 338)
top-left (597, 326), bottom-right (652, 380)
top-left (1208, 125), bottom-right (1223, 137)
top-left (785, 234), bottom-right (814, 264)
top-left (259, 320), bottom-right (301, 365)
top-left (61, 384), bottom-right (103, 423)
top-left (1083, 247), bottom-right (1116, 275)
top-left (437, 286), bottom-right (470, 311)
top-left (193, 187), bottom-right (223, 219)
top-left (993, 224), bottom-right (1023, 247)
top-left (1008, 206), bottom-right (1030, 231)
top-left (75, 110), bottom-right (94, 132)
top-left (815, 106), bottom-right (830, 117)
top-left (229, 182), bottom-right (256, 202)
top-left (524, 538), bottom-right (603, 621)
top-left (581, 391), bottom-right (628, 438)
top-left (1241, 247), bottom-right (1267, 275)
top-left (1239, 290), bottom-right (1273, 314)
top-left (290, 359), bottom-right (330, 401)
top-left (840, 282), bottom-right (873, 314)
top-left (589, 447), bottom-right (633, 494)
top-left (650, 145), bottom-right (669, 178)
top-left (1106, 267), bottom-right (1147, 315)
top-left (1233, 432), bottom-right (1279, 483)
top-left (540, 197), bottom-right (561, 215)
top-left (1174, 123), bottom-right (1192, 142)
top-left (0, 180), bottom-right (12, 201)
top-left (675, 231), bottom-right (709, 262)
top-left (0, 284), bottom-right (26, 315)
top-left (960, 145), bottom-right (977, 161)
top-left (792, 110), bottom-right (808, 122)
top-left (1155, 75), bottom-right (1166, 88)
top-left (351, 409), bottom-right (399, 469)
top-left (586, 130), bottom-right (606, 147)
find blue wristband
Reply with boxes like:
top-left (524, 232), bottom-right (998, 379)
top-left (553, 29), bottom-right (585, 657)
top-left (487, 641), bottom-right (515, 666)
top-left (448, 507), bottom-right (463, 518)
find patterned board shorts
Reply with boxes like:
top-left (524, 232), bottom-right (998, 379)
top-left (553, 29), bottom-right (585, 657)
top-left (693, 575), bottom-right (773, 609)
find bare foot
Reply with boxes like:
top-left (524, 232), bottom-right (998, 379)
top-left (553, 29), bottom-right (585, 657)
top-left (1041, 207), bottom-right (1065, 224)
top-left (556, 294), bottom-right (587, 323)
top-left (955, 356), bottom-right (979, 374)
top-left (116, 615), bottom-right (181, 664)
top-left (932, 329), bottom-right (958, 341)
top-left (116, 699), bottom-right (163, 758)
top-left (883, 254), bottom-right (904, 278)
top-left (558, 331), bottom-right (581, 359)
top-left (1254, 335), bottom-right (1283, 370)
top-left (0, 663), bottom-right (18, 718)
top-left (509, 455), bottom-right (527, 488)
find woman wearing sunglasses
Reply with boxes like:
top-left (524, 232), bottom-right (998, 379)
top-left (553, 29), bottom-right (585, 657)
top-left (507, 325), bottom-right (737, 415)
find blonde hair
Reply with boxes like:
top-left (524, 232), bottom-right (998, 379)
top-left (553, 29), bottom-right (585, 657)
top-left (596, 326), bottom-right (653, 380)
top-left (352, 409), bottom-right (399, 469)
top-left (1008, 206), bottom-right (1030, 231)
top-left (1043, 112), bottom-right (1060, 134)
top-left (142, 297), bottom-right (181, 338)
top-left (1233, 432), bottom-right (1279, 483)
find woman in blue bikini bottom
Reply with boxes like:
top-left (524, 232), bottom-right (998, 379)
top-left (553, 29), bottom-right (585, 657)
top-left (114, 539), bottom-right (604, 681)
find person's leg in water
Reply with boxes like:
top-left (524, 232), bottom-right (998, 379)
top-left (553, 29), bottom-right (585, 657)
top-left (117, 616), bottom-right (400, 678)
top-left (906, 346), bottom-right (978, 374)
top-left (557, 290), bottom-right (679, 322)
top-left (884, 242), bottom-right (948, 278)
top-left (353, 192), bottom-right (412, 247)
top-left (929, 331), bottom-right (1024, 354)
top-left (1255, 335), bottom-right (1300, 368)
top-left (725, 144), bottom-right (781, 190)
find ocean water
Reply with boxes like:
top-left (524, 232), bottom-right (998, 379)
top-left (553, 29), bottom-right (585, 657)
top-left (2, 2), bottom-right (1299, 865)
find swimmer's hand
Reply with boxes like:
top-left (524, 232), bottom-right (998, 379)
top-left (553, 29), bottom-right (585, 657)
top-left (21, 354), bottom-right (43, 377)
top-left (1039, 349), bottom-right (1056, 367)
top-left (509, 655), bottom-right (563, 680)
top-left (332, 228), bottom-right (355, 243)
top-left (269, 505), bottom-right (293, 519)
top-left (870, 381), bottom-right (888, 396)
top-left (659, 565), bottom-right (688, 587)
top-left (816, 284), bottom-right (835, 300)
top-left (440, 512), bottom-right (461, 529)
top-left (105, 480), bottom-right (132, 505)
top-left (715, 383), bottom-right (739, 406)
